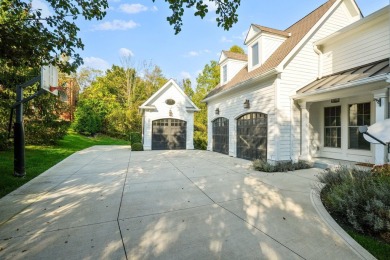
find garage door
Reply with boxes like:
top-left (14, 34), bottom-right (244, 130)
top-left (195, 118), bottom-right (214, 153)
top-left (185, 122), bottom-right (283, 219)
top-left (152, 118), bottom-right (186, 150)
top-left (212, 117), bottom-right (229, 155)
top-left (237, 112), bottom-right (267, 160)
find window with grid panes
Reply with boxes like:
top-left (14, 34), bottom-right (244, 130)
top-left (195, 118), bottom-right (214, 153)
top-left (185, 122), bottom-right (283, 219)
top-left (324, 106), bottom-right (341, 148)
top-left (349, 102), bottom-right (370, 150)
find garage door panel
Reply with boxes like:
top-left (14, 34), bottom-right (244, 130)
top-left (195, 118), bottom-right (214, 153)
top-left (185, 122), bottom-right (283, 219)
top-left (237, 113), bottom-right (267, 161)
top-left (152, 119), bottom-right (186, 150)
top-left (212, 117), bottom-right (229, 155)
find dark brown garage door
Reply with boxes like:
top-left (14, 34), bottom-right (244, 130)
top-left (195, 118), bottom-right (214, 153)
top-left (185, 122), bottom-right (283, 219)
top-left (237, 112), bottom-right (267, 160)
top-left (212, 117), bottom-right (229, 155)
top-left (152, 118), bottom-right (186, 150)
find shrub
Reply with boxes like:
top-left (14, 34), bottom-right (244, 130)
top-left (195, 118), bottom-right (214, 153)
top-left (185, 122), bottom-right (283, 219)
top-left (129, 132), bottom-right (142, 145)
top-left (319, 167), bottom-right (390, 237)
top-left (194, 131), bottom-right (207, 150)
top-left (25, 120), bottom-right (70, 145)
top-left (253, 159), bottom-right (312, 172)
top-left (131, 142), bottom-right (143, 151)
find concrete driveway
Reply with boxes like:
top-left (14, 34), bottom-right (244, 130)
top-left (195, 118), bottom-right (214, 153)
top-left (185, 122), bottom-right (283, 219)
top-left (0, 146), bottom-right (374, 259)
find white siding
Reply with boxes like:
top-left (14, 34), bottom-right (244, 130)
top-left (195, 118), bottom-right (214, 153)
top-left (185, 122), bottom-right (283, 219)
top-left (280, 2), bottom-right (357, 160)
top-left (262, 34), bottom-right (286, 64)
top-left (207, 79), bottom-right (276, 160)
top-left (143, 84), bottom-right (196, 150)
top-left (220, 59), bottom-right (247, 85)
top-left (322, 11), bottom-right (390, 75)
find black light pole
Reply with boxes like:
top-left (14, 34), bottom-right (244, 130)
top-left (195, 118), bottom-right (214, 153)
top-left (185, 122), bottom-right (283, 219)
top-left (13, 85), bottom-right (26, 177)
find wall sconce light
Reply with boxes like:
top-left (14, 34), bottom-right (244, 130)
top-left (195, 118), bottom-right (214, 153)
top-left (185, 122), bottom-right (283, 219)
top-left (169, 109), bottom-right (173, 117)
top-left (215, 108), bottom-right (220, 115)
top-left (373, 98), bottom-right (382, 107)
top-left (244, 99), bottom-right (250, 109)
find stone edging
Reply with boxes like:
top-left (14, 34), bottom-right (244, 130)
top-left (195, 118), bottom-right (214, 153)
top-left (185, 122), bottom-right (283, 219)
top-left (310, 187), bottom-right (376, 260)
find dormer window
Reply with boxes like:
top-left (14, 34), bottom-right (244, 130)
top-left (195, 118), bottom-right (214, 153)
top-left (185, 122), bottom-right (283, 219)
top-left (223, 65), bottom-right (227, 83)
top-left (252, 43), bottom-right (259, 67)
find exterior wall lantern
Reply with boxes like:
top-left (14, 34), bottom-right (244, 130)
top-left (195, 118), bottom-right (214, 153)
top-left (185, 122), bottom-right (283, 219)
top-left (215, 108), bottom-right (220, 115)
top-left (244, 99), bottom-right (250, 109)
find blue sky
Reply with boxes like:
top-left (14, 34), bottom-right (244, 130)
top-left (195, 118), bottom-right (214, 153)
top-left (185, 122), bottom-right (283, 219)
top-left (34, 0), bottom-right (389, 84)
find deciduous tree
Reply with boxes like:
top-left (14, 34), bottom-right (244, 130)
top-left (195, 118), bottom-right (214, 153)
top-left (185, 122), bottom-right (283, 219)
top-left (153, 0), bottom-right (241, 34)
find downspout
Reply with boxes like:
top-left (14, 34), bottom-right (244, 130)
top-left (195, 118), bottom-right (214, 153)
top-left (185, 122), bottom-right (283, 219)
top-left (313, 44), bottom-right (323, 79)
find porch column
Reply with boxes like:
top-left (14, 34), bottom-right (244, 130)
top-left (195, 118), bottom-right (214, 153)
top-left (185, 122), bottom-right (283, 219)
top-left (299, 101), bottom-right (311, 161)
top-left (372, 88), bottom-right (389, 165)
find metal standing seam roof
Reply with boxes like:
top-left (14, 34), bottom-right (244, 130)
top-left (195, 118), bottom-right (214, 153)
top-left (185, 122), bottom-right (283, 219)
top-left (296, 59), bottom-right (390, 94)
top-left (204, 0), bottom-right (337, 100)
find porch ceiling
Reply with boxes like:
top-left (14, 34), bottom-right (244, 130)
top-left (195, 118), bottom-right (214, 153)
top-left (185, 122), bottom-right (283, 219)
top-left (294, 59), bottom-right (389, 102)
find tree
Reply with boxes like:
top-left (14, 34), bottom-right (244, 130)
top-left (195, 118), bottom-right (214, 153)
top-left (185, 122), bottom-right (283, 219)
top-left (153, 0), bottom-right (241, 34)
top-left (181, 78), bottom-right (194, 99)
top-left (192, 60), bottom-right (220, 149)
top-left (0, 0), bottom-right (108, 73)
top-left (229, 45), bottom-right (245, 54)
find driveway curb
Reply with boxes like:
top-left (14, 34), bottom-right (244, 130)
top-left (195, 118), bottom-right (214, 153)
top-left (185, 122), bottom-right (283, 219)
top-left (310, 187), bottom-right (376, 260)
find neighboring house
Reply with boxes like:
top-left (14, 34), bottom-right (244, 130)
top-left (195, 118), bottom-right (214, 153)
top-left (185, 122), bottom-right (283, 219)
top-left (204, 0), bottom-right (390, 165)
top-left (139, 79), bottom-right (200, 150)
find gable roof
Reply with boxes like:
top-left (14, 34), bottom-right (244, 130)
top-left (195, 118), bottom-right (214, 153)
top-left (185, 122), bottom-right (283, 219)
top-left (204, 0), bottom-right (338, 101)
top-left (252, 24), bottom-right (291, 38)
top-left (220, 51), bottom-right (248, 63)
top-left (139, 79), bottom-right (200, 111)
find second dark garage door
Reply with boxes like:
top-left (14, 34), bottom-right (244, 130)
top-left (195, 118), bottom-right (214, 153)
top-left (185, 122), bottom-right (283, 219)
top-left (152, 118), bottom-right (186, 150)
top-left (237, 112), bottom-right (267, 161)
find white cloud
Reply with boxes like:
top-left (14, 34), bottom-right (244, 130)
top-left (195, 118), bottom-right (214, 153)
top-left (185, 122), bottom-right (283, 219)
top-left (83, 57), bottom-right (110, 71)
top-left (94, 20), bottom-right (139, 31)
top-left (31, 0), bottom-right (52, 18)
top-left (120, 3), bottom-right (148, 14)
top-left (185, 49), bottom-right (211, 57)
top-left (151, 6), bottom-right (158, 12)
top-left (204, 0), bottom-right (218, 12)
top-left (234, 29), bottom-right (249, 41)
top-left (180, 71), bottom-right (192, 79)
top-left (221, 36), bottom-right (233, 43)
top-left (119, 48), bottom-right (134, 57)
top-left (188, 51), bottom-right (199, 57)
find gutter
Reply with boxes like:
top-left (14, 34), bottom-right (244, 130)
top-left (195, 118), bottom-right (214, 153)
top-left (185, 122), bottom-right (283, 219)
top-left (313, 44), bottom-right (323, 79)
top-left (203, 67), bottom-right (282, 103)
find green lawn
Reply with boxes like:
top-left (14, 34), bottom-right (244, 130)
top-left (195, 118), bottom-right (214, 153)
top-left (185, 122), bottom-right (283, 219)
top-left (344, 226), bottom-right (390, 260)
top-left (0, 131), bottom-right (129, 198)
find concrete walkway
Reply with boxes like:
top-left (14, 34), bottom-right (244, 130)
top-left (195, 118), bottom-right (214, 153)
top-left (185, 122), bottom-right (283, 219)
top-left (0, 146), bottom-right (374, 259)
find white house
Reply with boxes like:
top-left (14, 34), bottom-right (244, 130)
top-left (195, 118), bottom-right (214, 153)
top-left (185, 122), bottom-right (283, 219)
top-left (204, 0), bottom-right (390, 165)
top-left (139, 79), bottom-right (200, 150)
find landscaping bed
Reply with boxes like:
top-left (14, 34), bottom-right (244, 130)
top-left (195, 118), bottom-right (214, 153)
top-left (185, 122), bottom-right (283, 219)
top-left (318, 166), bottom-right (390, 259)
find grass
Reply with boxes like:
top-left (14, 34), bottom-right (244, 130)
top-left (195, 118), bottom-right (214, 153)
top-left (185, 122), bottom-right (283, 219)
top-left (0, 131), bottom-right (129, 198)
top-left (345, 227), bottom-right (390, 260)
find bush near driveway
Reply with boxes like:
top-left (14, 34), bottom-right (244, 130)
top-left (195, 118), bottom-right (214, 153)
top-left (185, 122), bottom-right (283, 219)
top-left (252, 159), bottom-right (312, 172)
top-left (318, 166), bottom-right (390, 243)
top-left (131, 142), bottom-right (143, 151)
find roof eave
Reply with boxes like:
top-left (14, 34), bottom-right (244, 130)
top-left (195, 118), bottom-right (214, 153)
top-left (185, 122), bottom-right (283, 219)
top-left (203, 67), bottom-right (281, 103)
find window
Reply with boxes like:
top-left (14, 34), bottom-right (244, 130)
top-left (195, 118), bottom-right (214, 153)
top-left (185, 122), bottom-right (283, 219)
top-left (349, 102), bottom-right (370, 150)
top-left (252, 43), bottom-right (259, 67)
top-left (223, 64), bottom-right (227, 82)
top-left (324, 106), bottom-right (341, 148)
